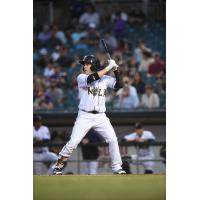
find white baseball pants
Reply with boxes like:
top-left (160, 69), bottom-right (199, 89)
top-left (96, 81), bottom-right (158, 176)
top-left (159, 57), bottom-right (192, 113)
top-left (131, 153), bottom-right (155, 171)
top-left (59, 110), bottom-right (123, 172)
top-left (33, 151), bottom-right (58, 174)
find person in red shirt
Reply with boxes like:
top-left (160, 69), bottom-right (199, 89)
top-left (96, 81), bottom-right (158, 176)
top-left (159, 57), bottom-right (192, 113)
top-left (148, 52), bottom-right (165, 78)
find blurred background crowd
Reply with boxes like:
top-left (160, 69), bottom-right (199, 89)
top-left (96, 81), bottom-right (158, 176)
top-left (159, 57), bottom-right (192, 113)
top-left (33, 0), bottom-right (166, 113)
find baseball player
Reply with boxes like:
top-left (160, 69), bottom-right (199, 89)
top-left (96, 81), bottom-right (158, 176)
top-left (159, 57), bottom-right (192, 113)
top-left (33, 116), bottom-right (58, 174)
top-left (123, 122), bottom-right (156, 174)
top-left (53, 55), bottom-right (126, 175)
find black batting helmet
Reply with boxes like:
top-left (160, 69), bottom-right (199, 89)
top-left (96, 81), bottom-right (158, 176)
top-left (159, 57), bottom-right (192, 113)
top-left (33, 115), bottom-right (42, 125)
top-left (79, 55), bottom-right (100, 72)
top-left (134, 122), bottom-right (144, 129)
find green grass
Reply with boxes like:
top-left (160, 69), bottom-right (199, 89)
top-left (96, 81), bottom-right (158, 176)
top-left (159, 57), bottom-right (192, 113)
top-left (33, 175), bottom-right (166, 200)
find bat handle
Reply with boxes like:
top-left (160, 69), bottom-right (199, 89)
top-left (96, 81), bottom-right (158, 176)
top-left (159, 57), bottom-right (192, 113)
top-left (106, 53), bottom-right (111, 60)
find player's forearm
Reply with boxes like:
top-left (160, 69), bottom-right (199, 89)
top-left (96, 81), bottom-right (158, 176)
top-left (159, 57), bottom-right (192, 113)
top-left (113, 70), bottom-right (123, 89)
top-left (87, 67), bottom-right (112, 84)
top-left (97, 67), bottom-right (111, 78)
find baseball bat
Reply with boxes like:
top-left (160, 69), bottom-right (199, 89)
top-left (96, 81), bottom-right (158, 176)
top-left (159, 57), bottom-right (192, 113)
top-left (100, 39), bottom-right (111, 60)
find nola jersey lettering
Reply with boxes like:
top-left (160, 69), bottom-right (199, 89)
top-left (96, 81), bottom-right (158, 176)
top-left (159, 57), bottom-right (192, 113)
top-left (88, 87), bottom-right (106, 96)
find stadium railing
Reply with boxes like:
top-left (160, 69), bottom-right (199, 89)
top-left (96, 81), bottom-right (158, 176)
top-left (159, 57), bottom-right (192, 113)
top-left (33, 141), bottom-right (166, 174)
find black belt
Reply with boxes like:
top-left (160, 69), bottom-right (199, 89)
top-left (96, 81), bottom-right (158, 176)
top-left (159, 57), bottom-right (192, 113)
top-left (81, 109), bottom-right (102, 114)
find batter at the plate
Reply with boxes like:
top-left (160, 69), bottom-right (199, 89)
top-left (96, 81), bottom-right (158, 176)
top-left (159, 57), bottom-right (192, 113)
top-left (53, 55), bottom-right (126, 175)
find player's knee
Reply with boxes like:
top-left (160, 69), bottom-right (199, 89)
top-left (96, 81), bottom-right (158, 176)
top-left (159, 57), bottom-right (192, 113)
top-left (67, 139), bottom-right (80, 149)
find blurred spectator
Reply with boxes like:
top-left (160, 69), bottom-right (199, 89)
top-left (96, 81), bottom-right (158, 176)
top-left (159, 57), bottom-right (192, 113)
top-left (33, 47), bottom-right (39, 64)
top-left (154, 78), bottom-right (166, 107)
top-left (113, 12), bottom-right (126, 38)
top-left (50, 64), bottom-right (67, 87)
top-left (123, 122), bottom-right (156, 174)
top-left (121, 40), bottom-right (133, 58)
top-left (71, 25), bottom-right (87, 44)
top-left (101, 31), bottom-right (118, 52)
top-left (33, 75), bottom-right (45, 94)
top-left (86, 23), bottom-right (100, 47)
top-left (134, 39), bottom-right (146, 66)
top-left (114, 76), bottom-right (139, 109)
top-left (57, 46), bottom-right (73, 68)
top-left (81, 129), bottom-right (104, 175)
top-left (132, 71), bottom-right (145, 95)
top-left (43, 61), bottom-right (55, 78)
top-left (33, 31), bottom-right (41, 50)
top-left (33, 116), bottom-right (57, 175)
top-left (37, 24), bottom-right (51, 46)
top-left (154, 78), bottom-right (166, 96)
top-left (37, 48), bottom-right (50, 68)
top-left (141, 85), bottom-right (160, 108)
top-left (33, 89), bottom-right (54, 110)
top-left (47, 30), bottom-right (62, 49)
top-left (79, 5), bottom-right (100, 27)
top-left (111, 10), bottom-right (128, 22)
top-left (51, 45), bottom-right (61, 62)
top-left (95, 51), bottom-right (107, 67)
top-left (46, 80), bottom-right (64, 108)
top-left (127, 56), bottom-right (137, 79)
top-left (138, 48), bottom-right (154, 73)
top-left (52, 24), bottom-right (67, 45)
top-left (75, 37), bottom-right (89, 50)
top-left (147, 52), bottom-right (165, 78)
top-left (128, 8), bottom-right (146, 26)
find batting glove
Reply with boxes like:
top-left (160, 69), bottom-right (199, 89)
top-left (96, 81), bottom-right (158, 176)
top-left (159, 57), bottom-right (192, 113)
top-left (105, 59), bottom-right (119, 72)
top-left (113, 65), bottom-right (119, 71)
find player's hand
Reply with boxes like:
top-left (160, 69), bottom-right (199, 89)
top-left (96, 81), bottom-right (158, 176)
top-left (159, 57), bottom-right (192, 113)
top-left (108, 59), bottom-right (119, 70)
top-left (108, 59), bottom-right (119, 67)
top-left (105, 59), bottom-right (119, 72)
top-left (113, 65), bottom-right (119, 71)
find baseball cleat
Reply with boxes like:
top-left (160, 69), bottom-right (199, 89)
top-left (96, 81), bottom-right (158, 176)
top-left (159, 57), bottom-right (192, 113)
top-left (53, 166), bottom-right (62, 175)
top-left (113, 169), bottom-right (126, 174)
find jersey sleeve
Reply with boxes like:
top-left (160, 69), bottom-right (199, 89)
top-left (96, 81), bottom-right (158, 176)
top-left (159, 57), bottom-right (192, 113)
top-left (145, 131), bottom-right (156, 140)
top-left (77, 74), bottom-right (89, 88)
top-left (104, 76), bottom-right (116, 89)
top-left (124, 133), bottom-right (137, 141)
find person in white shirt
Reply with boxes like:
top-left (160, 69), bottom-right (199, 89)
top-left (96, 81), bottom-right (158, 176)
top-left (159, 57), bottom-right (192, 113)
top-left (52, 25), bottom-right (67, 45)
top-left (138, 48), bottom-right (154, 73)
top-left (53, 55), bottom-right (126, 175)
top-left (71, 25), bottom-right (87, 44)
top-left (134, 39), bottom-right (146, 66)
top-left (123, 122), bottom-right (156, 174)
top-left (43, 61), bottom-right (55, 78)
top-left (114, 76), bottom-right (139, 109)
top-left (141, 84), bottom-right (160, 108)
top-left (79, 5), bottom-right (100, 27)
top-left (33, 116), bottom-right (57, 174)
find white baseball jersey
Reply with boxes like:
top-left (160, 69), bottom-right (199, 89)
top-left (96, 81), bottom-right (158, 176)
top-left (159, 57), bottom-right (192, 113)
top-left (124, 130), bottom-right (155, 157)
top-left (33, 125), bottom-right (50, 153)
top-left (77, 74), bottom-right (116, 112)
